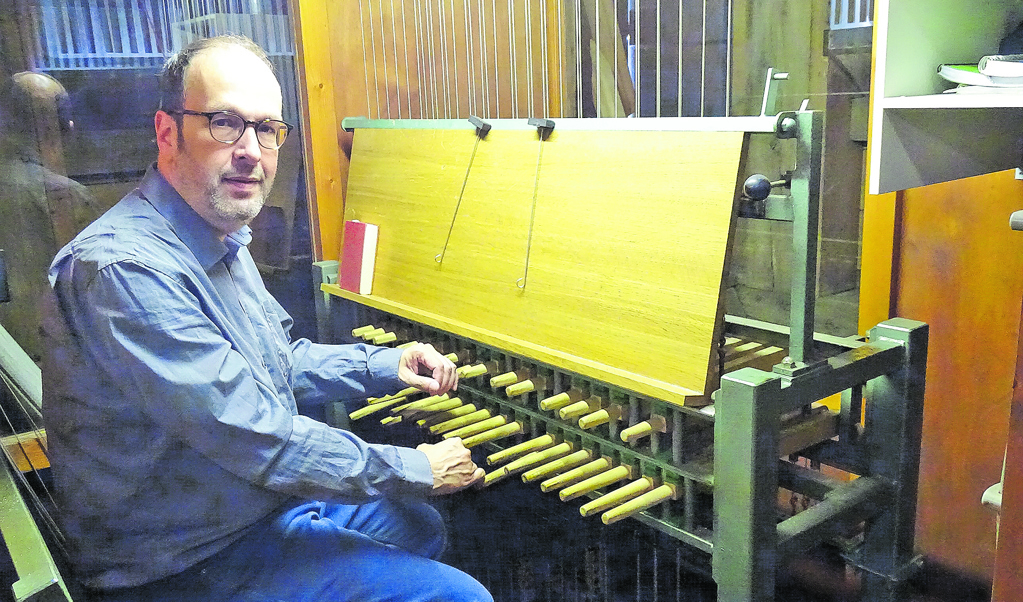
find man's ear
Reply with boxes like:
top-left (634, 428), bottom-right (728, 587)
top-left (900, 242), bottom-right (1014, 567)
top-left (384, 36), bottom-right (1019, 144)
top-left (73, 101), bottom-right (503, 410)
top-left (154, 110), bottom-right (178, 154)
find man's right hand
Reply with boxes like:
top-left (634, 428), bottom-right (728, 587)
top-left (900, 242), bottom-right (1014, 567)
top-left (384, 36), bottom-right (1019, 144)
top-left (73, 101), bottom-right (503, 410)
top-left (416, 438), bottom-right (484, 494)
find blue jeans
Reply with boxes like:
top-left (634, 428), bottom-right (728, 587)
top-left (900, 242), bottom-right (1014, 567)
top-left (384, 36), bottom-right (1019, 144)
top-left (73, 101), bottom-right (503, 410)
top-left (88, 498), bottom-right (493, 602)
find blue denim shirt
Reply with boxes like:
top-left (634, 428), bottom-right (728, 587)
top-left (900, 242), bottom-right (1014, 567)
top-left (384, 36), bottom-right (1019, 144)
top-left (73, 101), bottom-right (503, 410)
top-left (42, 166), bottom-right (433, 589)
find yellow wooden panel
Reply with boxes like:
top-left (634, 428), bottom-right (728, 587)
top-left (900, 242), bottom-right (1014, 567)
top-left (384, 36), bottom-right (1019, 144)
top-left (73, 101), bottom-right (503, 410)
top-left (338, 126), bottom-right (747, 406)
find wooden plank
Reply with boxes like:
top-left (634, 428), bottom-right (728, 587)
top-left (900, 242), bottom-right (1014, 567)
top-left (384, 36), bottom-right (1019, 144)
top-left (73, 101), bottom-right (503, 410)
top-left (891, 171), bottom-right (1023, 579)
top-left (1, 432), bottom-right (47, 473)
top-left (291, 0), bottom-right (346, 261)
top-left (993, 321), bottom-right (1023, 600)
top-left (338, 125), bottom-right (747, 406)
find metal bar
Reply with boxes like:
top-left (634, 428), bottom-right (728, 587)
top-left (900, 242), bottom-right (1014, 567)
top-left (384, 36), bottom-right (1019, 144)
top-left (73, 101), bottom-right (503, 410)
top-left (777, 458), bottom-right (843, 500)
top-left (785, 109), bottom-right (824, 364)
top-left (859, 318), bottom-right (929, 601)
top-left (341, 114), bottom-right (780, 132)
top-left (0, 461), bottom-right (71, 602)
top-left (713, 367), bottom-right (782, 601)
top-left (776, 475), bottom-right (889, 559)
top-left (781, 342), bottom-right (905, 414)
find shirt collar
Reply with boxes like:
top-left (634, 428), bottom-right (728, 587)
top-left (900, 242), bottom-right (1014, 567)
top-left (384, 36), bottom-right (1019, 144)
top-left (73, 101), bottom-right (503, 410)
top-left (137, 164), bottom-right (252, 270)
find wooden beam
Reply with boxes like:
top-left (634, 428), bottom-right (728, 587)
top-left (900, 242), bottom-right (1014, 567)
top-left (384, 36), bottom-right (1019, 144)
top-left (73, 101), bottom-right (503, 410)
top-left (290, 0), bottom-right (345, 261)
top-left (2, 432), bottom-right (48, 473)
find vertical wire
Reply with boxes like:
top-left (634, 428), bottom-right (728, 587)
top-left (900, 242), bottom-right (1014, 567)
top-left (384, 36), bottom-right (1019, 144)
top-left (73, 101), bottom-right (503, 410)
top-left (635, 0), bottom-right (641, 116)
top-left (541, 0), bottom-right (549, 116)
top-left (700, 0), bottom-right (707, 117)
top-left (677, 0), bottom-right (683, 117)
top-left (656, 0), bottom-right (661, 117)
top-left (492, 0), bottom-right (501, 117)
top-left (465, 0), bottom-right (475, 115)
top-left (481, 0), bottom-right (490, 117)
top-left (427, 0), bottom-right (439, 118)
top-left (357, 0), bottom-right (375, 118)
top-left (726, 0), bottom-right (732, 116)
top-left (525, 0), bottom-right (534, 115)
top-left (449, 1), bottom-right (460, 117)
top-left (557, 0), bottom-right (564, 117)
top-left (366, 0), bottom-right (383, 118)
top-left (509, 0), bottom-right (518, 117)
top-left (595, 0), bottom-right (601, 116)
top-left (376, 0), bottom-right (392, 118)
top-left (413, 0), bottom-right (425, 117)
top-left (575, 0), bottom-right (582, 117)
top-left (438, 0), bottom-right (450, 117)
top-left (614, 0), bottom-right (619, 117)
top-left (391, 0), bottom-right (406, 118)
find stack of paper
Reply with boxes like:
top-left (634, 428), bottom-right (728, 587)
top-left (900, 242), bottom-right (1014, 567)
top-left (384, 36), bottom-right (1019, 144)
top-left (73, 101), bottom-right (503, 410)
top-left (939, 54), bottom-right (1023, 93)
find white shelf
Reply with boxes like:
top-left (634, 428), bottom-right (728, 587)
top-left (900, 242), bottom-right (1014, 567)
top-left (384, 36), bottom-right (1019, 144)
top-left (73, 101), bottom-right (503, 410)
top-left (869, 0), bottom-right (1023, 194)
top-left (881, 92), bottom-right (1023, 110)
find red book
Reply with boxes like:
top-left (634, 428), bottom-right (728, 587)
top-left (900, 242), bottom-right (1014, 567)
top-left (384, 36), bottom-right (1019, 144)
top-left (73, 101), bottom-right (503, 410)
top-left (338, 220), bottom-right (378, 294)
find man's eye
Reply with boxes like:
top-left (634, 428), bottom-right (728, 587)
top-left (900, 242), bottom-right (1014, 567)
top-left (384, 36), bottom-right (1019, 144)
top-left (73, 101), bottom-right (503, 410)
top-left (211, 117), bottom-right (235, 128)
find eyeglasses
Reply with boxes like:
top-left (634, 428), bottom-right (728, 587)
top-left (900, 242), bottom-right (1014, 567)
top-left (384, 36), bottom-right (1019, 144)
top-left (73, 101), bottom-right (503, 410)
top-left (167, 109), bottom-right (293, 150)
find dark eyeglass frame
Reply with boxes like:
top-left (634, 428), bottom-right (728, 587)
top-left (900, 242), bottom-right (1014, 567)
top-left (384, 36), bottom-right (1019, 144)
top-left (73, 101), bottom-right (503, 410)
top-left (167, 109), bottom-right (294, 150)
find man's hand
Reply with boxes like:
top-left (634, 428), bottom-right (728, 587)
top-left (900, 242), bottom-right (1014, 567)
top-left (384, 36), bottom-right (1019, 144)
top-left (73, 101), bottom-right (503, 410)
top-left (398, 343), bottom-right (458, 395)
top-left (416, 438), bottom-right (485, 495)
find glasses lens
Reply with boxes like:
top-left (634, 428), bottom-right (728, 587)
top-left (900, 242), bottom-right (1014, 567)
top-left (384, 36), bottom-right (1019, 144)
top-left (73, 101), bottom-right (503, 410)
top-left (208, 112), bottom-right (244, 144)
top-left (255, 121), bottom-right (289, 149)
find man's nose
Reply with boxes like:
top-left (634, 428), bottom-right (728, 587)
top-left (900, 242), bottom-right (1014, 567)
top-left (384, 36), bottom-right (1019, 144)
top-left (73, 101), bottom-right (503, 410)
top-left (233, 124), bottom-right (262, 163)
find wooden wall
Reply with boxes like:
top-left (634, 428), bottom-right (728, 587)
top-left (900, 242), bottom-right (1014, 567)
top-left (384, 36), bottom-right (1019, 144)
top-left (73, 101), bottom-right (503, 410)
top-left (860, 172), bottom-right (1023, 581)
top-left (292, 0), bottom-right (589, 262)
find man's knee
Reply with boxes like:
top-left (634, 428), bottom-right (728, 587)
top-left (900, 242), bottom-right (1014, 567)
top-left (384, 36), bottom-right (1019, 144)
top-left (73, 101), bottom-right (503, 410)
top-left (432, 570), bottom-right (493, 602)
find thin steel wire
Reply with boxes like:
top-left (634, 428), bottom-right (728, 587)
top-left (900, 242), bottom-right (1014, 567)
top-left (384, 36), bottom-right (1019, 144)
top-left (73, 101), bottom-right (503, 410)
top-left (575, 0), bottom-right (582, 117)
top-left (525, 0), bottom-right (534, 115)
top-left (448, 1), bottom-right (460, 116)
top-left (509, 0), bottom-right (518, 117)
top-left (677, 0), bottom-right (683, 117)
top-left (492, 0), bottom-right (501, 117)
top-left (464, 0), bottom-right (476, 115)
top-left (540, 0), bottom-right (549, 116)
top-left (357, 0), bottom-right (375, 118)
top-left (596, 0), bottom-right (601, 116)
top-left (656, 0), bottom-right (662, 117)
top-left (366, 0), bottom-right (383, 118)
top-left (701, 0), bottom-right (707, 117)
top-left (394, 0), bottom-right (410, 118)
top-left (412, 0), bottom-right (426, 117)
top-left (373, 0), bottom-right (392, 118)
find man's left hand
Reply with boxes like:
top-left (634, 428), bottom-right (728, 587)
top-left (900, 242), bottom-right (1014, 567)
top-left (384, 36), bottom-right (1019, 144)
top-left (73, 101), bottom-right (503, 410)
top-left (398, 343), bottom-right (458, 395)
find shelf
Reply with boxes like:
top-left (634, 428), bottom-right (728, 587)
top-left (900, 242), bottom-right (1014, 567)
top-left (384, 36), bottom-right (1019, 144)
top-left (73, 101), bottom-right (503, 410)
top-left (868, 0), bottom-right (1023, 194)
top-left (881, 92), bottom-right (1023, 110)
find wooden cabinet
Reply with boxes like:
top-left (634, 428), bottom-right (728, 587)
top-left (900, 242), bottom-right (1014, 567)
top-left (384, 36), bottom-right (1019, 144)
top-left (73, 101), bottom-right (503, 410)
top-left (864, 0), bottom-right (1023, 592)
top-left (869, 0), bottom-right (1023, 194)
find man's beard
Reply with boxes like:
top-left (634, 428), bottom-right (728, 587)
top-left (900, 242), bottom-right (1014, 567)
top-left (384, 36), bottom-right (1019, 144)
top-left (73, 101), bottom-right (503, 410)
top-left (207, 173), bottom-right (271, 226)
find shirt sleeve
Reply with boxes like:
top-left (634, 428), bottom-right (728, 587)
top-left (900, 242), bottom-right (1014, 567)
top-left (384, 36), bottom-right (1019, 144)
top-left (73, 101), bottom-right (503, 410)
top-left (259, 292), bottom-right (407, 412)
top-left (64, 258), bottom-right (433, 502)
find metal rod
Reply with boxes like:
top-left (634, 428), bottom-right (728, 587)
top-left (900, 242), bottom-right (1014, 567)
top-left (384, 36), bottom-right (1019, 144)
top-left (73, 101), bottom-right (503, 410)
top-left (341, 114), bottom-right (782, 132)
top-left (525, 0), bottom-right (534, 115)
top-left (436, 130), bottom-right (485, 264)
top-left (390, 0), bottom-right (402, 117)
top-left (448, 1), bottom-right (460, 116)
top-left (656, 0), bottom-right (661, 117)
top-left (375, 0), bottom-right (391, 118)
top-left (517, 135), bottom-right (545, 289)
top-left (464, 0), bottom-right (475, 116)
top-left (677, 0), bottom-right (683, 117)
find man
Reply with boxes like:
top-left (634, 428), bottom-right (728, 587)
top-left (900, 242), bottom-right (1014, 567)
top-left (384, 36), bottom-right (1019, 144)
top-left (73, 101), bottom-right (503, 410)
top-left (42, 35), bottom-right (491, 602)
top-left (0, 71), bottom-right (103, 362)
